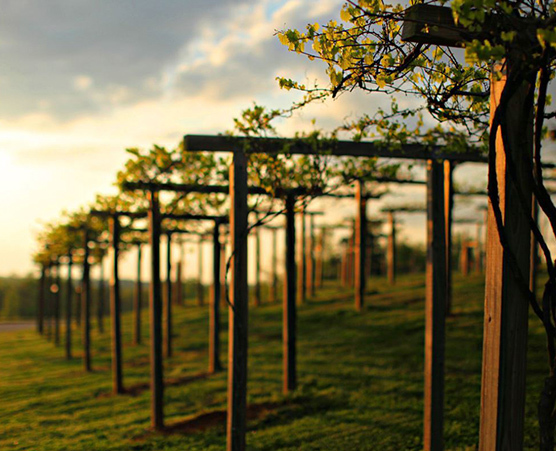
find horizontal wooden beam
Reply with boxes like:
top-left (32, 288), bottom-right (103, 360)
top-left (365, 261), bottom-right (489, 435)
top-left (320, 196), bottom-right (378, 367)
top-left (126, 228), bottom-right (213, 236)
top-left (123, 180), bottom-right (388, 200)
top-left (324, 192), bottom-right (382, 199)
top-left (163, 214), bottom-right (228, 222)
top-left (401, 4), bottom-right (471, 48)
top-left (122, 181), bottom-right (251, 195)
top-left (452, 218), bottom-right (481, 225)
top-left (183, 134), bottom-right (486, 162)
top-left (89, 209), bottom-right (146, 219)
top-left (90, 209), bottom-right (227, 222)
top-left (454, 190), bottom-right (487, 197)
top-left (381, 206), bottom-right (427, 213)
top-left (371, 177), bottom-right (426, 185)
top-left (123, 181), bottom-right (301, 197)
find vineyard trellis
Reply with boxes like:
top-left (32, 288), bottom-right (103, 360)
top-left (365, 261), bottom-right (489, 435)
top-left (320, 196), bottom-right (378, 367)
top-left (32, 124), bottom-right (501, 451)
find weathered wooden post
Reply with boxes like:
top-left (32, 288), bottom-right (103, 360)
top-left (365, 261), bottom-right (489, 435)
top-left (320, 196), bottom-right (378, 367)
top-left (148, 189), bottom-right (164, 430)
top-left (254, 215), bottom-right (262, 307)
top-left (227, 149), bottom-right (249, 451)
top-left (220, 239), bottom-right (227, 307)
top-left (284, 194), bottom-right (297, 392)
top-left (387, 212), bottom-right (396, 285)
top-left (97, 256), bottom-right (105, 334)
top-left (479, 63), bottom-right (533, 450)
top-left (46, 265), bottom-right (52, 340)
top-left (197, 237), bottom-right (204, 306)
top-left (341, 242), bottom-right (349, 287)
top-left (210, 221), bottom-right (222, 373)
top-left (424, 159), bottom-right (447, 451)
top-left (444, 160), bottom-right (454, 316)
top-left (297, 206), bottom-right (307, 304)
top-left (355, 181), bottom-right (367, 311)
top-left (348, 228), bottom-right (355, 287)
top-left (82, 228), bottom-right (91, 372)
top-left (165, 231), bottom-right (173, 358)
top-left (134, 243), bottom-right (143, 345)
top-left (75, 271), bottom-right (81, 328)
top-left (38, 264), bottom-right (46, 335)
top-left (460, 238), bottom-right (469, 277)
top-left (306, 214), bottom-right (315, 298)
top-left (65, 253), bottom-right (73, 360)
top-left (53, 262), bottom-right (61, 346)
top-left (475, 221), bottom-right (483, 273)
top-left (365, 238), bottom-right (373, 280)
top-left (109, 216), bottom-right (123, 395)
top-left (269, 227), bottom-right (278, 303)
top-left (315, 229), bottom-right (324, 289)
top-left (175, 258), bottom-right (183, 306)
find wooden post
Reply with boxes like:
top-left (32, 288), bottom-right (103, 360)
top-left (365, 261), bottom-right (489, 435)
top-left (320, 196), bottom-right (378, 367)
top-left (165, 232), bottom-right (173, 358)
top-left (75, 268), bottom-right (81, 328)
top-left (269, 228), bottom-right (278, 303)
top-left (134, 244), bottom-right (142, 345)
top-left (297, 206), bottom-right (307, 304)
top-left (348, 230), bottom-right (355, 288)
top-left (476, 222), bottom-right (483, 273)
top-left (483, 208), bottom-right (488, 269)
top-left (424, 159), bottom-right (447, 451)
top-left (461, 239), bottom-right (469, 277)
top-left (284, 194), bottom-right (297, 393)
top-left (365, 238), bottom-right (373, 279)
top-left (479, 64), bottom-right (533, 451)
top-left (355, 181), bottom-right (367, 312)
top-left (227, 150), bottom-right (248, 451)
top-left (109, 216), bottom-right (123, 395)
top-left (315, 230), bottom-right (324, 289)
top-left (38, 265), bottom-right (46, 335)
top-left (307, 214), bottom-right (315, 298)
top-left (46, 266), bottom-right (52, 340)
top-left (176, 260), bottom-right (183, 306)
top-left (181, 243), bottom-right (188, 305)
top-left (254, 216), bottom-right (262, 307)
top-left (97, 257), bottom-right (105, 334)
top-left (54, 263), bottom-right (61, 346)
top-left (148, 190), bottom-right (164, 430)
top-left (220, 240), bottom-right (227, 307)
top-left (387, 212), bottom-right (396, 285)
top-left (210, 222), bottom-right (222, 373)
top-left (341, 244), bottom-right (348, 287)
top-left (444, 160), bottom-right (454, 316)
top-left (82, 228), bottom-right (91, 372)
top-left (65, 254), bottom-right (73, 360)
top-left (197, 238), bottom-right (204, 306)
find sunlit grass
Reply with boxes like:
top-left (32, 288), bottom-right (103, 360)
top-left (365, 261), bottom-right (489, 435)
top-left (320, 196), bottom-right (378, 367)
top-left (0, 273), bottom-right (548, 450)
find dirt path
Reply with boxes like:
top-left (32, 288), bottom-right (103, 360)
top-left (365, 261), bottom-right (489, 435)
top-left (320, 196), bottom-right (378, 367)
top-left (0, 322), bottom-right (34, 333)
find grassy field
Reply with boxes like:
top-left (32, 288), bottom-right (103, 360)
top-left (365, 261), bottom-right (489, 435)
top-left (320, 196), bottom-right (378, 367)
top-left (0, 273), bottom-right (549, 450)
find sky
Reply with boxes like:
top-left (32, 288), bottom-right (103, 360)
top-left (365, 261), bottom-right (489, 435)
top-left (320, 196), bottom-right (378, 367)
top-left (0, 0), bottom-right (491, 280)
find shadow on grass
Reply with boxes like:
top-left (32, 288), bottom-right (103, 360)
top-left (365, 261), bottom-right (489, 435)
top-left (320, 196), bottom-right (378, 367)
top-left (95, 371), bottom-right (212, 398)
top-left (132, 395), bottom-right (342, 441)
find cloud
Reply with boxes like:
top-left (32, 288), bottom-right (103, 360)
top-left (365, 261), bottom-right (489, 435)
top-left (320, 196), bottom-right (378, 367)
top-left (165, 0), bottom-right (340, 103)
top-left (0, 0), bottom-right (259, 120)
top-left (73, 75), bottom-right (93, 90)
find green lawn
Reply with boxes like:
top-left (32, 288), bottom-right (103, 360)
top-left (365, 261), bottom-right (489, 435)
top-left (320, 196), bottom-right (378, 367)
top-left (0, 273), bottom-right (548, 450)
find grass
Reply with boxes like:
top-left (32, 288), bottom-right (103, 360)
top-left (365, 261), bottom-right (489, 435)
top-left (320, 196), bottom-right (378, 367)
top-left (0, 272), bottom-right (549, 450)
